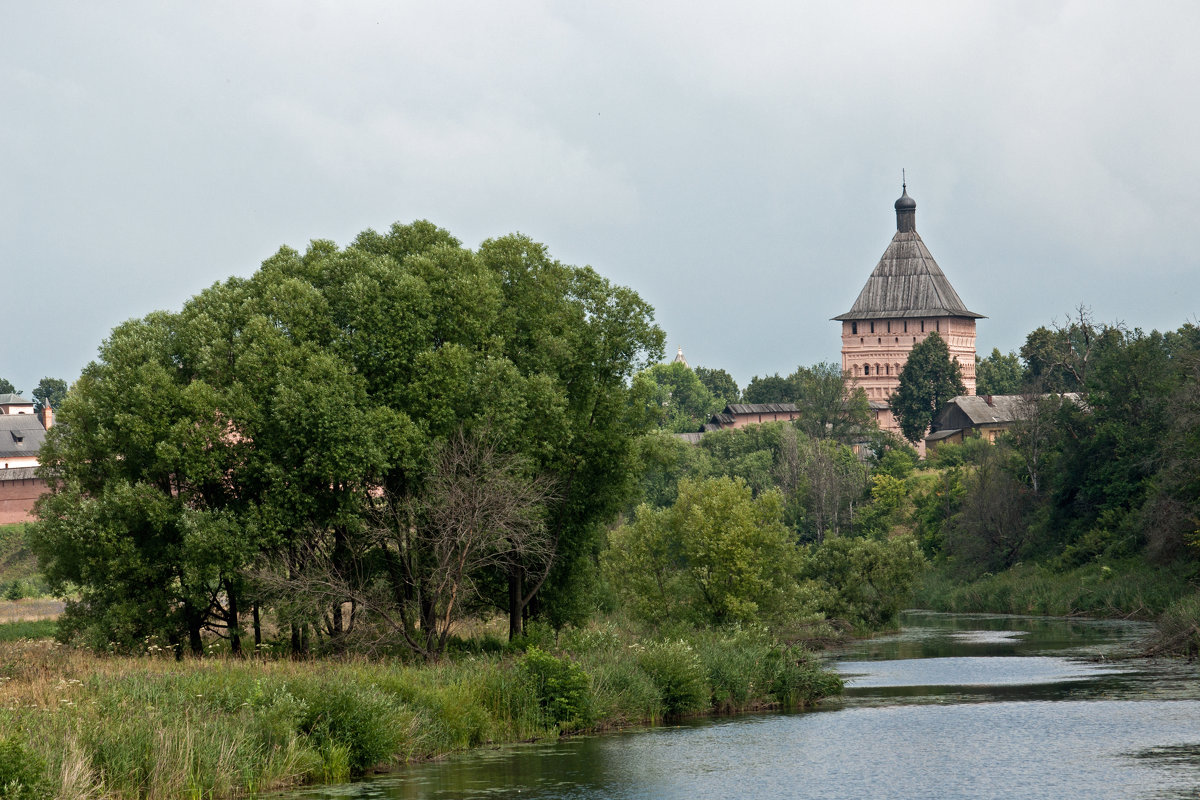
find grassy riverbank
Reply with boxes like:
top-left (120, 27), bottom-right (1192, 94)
top-left (914, 559), bottom-right (1196, 619)
top-left (0, 622), bottom-right (840, 799)
top-left (913, 559), bottom-right (1200, 658)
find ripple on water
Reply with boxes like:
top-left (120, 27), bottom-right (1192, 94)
top-left (837, 654), bottom-right (1131, 690)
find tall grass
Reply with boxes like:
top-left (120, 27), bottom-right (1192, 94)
top-left (0, 622), bottom-right (840, 799)
top-left (914, 559), bottom-right (1196, 618)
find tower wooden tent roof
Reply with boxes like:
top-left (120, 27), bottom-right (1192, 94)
top-left (834, 185), bottom-right (984, 322)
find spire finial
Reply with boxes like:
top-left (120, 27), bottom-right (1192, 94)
top-left (902, 168), bottom-right (906, 192)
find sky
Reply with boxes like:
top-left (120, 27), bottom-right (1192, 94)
top-left (4, 1), bottom-right (1200, 394)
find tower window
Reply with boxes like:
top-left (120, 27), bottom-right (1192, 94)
top-left (921, 320), bottom-right (925, 332)
top-left (851, 322), bottom-right (858, 334)
top-left (863, 364), bottom-right (870, 375)
top-left (870, 322), bottom-right (875, 334)
top-left (886, 321), bottom-right (891, 333)
top-left (903, 321), bottom-right (908, 332)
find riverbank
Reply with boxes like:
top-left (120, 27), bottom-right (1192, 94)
top-left (0, 622), bottom-right (841, 799)
top-left (913, 559), bottom-right (1200, 657)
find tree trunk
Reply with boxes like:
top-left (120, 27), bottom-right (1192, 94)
top-left (508, 567), bottom-right (524, 641)
top-left (252, 603), bottom-right (261, 650)
top-left (226, 579), bottom-right (242, 656)
top-left (188, 614), bottom-right (203, 657)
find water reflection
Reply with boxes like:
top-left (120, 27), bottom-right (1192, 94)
top-left (286, 613), bottom-right (1200, 800)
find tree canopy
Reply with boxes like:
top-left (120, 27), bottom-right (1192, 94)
top-left (890, 332), bottom-right (966, 443)
top-left (31, 377), bottom-right (67, 415)
top-left (975, 349), bottom-right (1022, 395)
top-left (636, 361), bottom-right (721, 433)
top-left (32, 221), bottom-right (664, 657)
top-left (694, 366), bottom-right (740, 407)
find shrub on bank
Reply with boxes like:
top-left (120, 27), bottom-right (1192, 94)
top-left (1147, 592), bottom-right (1200, 658)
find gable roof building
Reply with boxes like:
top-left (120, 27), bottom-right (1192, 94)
top-left (704, 402), bottom-right (800, 431)
top-left (0, 414), bottom-right (48, 469)
top-left (925, 393), bottom-right (1083, 450)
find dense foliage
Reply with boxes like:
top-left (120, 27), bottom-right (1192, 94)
top-left (31, 222), bottom-right (664, 658)
top-left (890, 332), bottom-right (966, 443)
top-left (914, 314), bottom-right (1200, 608)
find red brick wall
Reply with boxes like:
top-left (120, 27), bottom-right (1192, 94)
top-left (0, 478), bottom-right (48, 524)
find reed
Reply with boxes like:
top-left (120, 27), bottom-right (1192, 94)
top-left (0, 621), bottom-right (840, 799)
top-left (914, 559), bottom-right (1195, 618)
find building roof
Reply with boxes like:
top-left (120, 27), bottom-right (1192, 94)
top-left (834, 189), bottom-right (984, 322)
top-left (0, 415), bottom-right (47, 459)
top-left (934, 393), bottom-right (1084, 429)
top-left (0, 467), bottom-right (39, 481)
top-left (672, 347), bottom-right (689, 368)
top-left (0, 394), bottom-right (32, 407)
top-left (723, 403), bottom-right (799, 415)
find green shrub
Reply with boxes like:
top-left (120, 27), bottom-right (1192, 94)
top-left (518, 647), bottom-right (594, 730)
top-left (1149, 592), bottom-right (1200, 658)
top-left (0, 738), bottom-right (50, 800)
top-left (248, 681), bottom-right (309, 753)
top-left (635, 639), bottom-right (709, 716)
top-left (763, 645), bottom-right (844, 707)
top-left (296, 682), bottom-right (409, 774)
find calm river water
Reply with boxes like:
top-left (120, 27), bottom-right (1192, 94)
top-left (284, 612), bottom-right (1200, 799)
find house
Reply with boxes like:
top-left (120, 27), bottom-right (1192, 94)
top-left (833, 184), bottom-right (984, 451)
top-left (924, 393), bottom-right (1081, 453)
top-left (0, 394), bottom-right (34, 416)
top-left (0, 400), bottom-right (54, 524)
top-left (704, 403), bottom-right (800, 431)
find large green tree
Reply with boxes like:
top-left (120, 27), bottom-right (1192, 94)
top-left (742, 373), bottom-right (793, 404)
top-left (890, 332), bottom-right (966, 444)
top-left (788, 362), bottom-right (873, 442)
top-left (32, 221), bottom-right (663, 656)
top-left (975, 349), bottom-right (1022, 395)
top-left (604, 476), bottom-right (809, 626)
top-left (0, 378), bottom-right (17, 395)
top-left (694, 366), bottom-right (740, 407)
top-left (31, 377), bottom-right (68, 416)
top-left (637, 361), bottom-right (722, 433)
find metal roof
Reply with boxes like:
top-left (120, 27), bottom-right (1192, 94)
top-left (0, 467), bottom-right (39, 481)
top-left (0, 394), bottom-right (31, 406)
top-left (723, 403), bottom-right (799, 415)
top-left (0, 416), bottom-right (46, 459)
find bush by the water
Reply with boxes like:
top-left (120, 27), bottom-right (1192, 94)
top-left (1147, 593), bottom-right (1200, 658)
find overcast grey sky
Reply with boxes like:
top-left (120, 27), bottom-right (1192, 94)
top-left (4, 1), bottom-right (1199, 393)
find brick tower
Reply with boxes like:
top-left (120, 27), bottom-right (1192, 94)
top-left (834, 184), bottom-right (984, 440)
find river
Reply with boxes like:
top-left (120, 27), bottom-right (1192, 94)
top-left (283, 612), bottom-right (1200, 799)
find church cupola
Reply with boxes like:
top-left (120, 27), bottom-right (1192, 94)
top-left (894, 182), bottom-right (917, 232)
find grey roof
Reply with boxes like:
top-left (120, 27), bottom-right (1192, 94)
top-left (925, 428), bottom-right (963, 442)
top-left (0, 467), bottom-right (39, 481)
top-left (0, 415), bottom-right (46, 459)
top-left (723, 403), bottom-right (799, 415)
top-left (934, 393), bottom-right (1083, 428)
top-left (674, 432), bottom-right (705, 444)
top-left (0, 394), bottom-right (31, 406)
top-left (834, 223), bottom-right (984, 321)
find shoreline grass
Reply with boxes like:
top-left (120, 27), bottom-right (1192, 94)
top-left (913, 559), bottom-right (1197, 620)
top-left (0, 621), bottom-right (841, 799)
